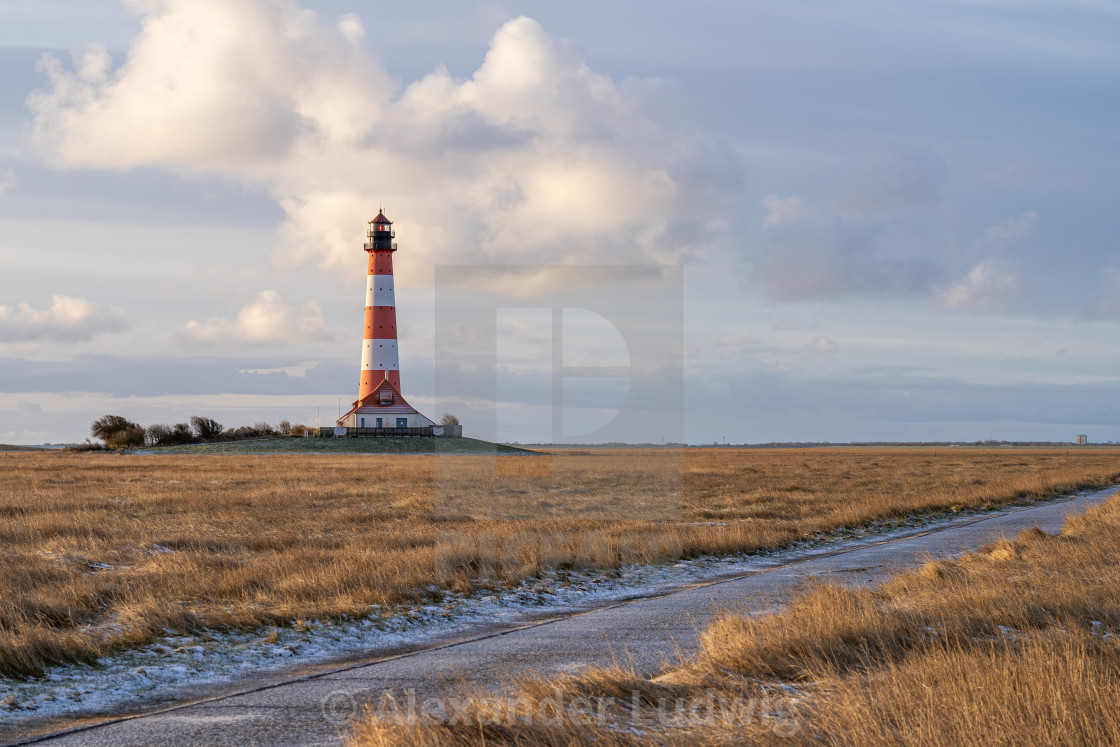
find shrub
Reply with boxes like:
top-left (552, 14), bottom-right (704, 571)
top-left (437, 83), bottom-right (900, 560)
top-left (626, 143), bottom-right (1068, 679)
top-left (66, 440), bottom-right (106, 452)
top-left (440, 413), bottom-right (460, 426)
top-left (90, 415), bottom-right (142, 445)
top-left (146, 423), bottom-right (197, 447)
top-left (105, 426), bottom-right (146, 449)
top-left (218, 422), bottom-right (279, 441)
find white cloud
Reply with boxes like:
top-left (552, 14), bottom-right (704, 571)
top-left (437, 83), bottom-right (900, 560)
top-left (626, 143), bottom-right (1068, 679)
top-left (834, 149), bottom-right (945, 215)
top-left (938, 258), bottom-right (1022, 310)
top-left (810, 336), bottom-right (839, 354)
top-left (1089, 267), bottom-right (1120, 318)
top-left (27, 3), bottom-right (390, 169)
top-left (761, 194), bottom-right (812, 228)
top-left (752, 149), bottom-right (950, 303)
top-left (971, 211), bottom-right (1037, 250)
top-left (337, 12), bottom-right (365, 43)
top-left (496, 315), bottom-right (550, 344)
top-left (181, 290), bottom-right (331, 344)
top-left (757, 220), bottom-right (936, 302)
top-left (28, 3), bottom-right (735, 285)
top-left (980, 161), bottom-right (1088, 189)
top-left (0, 168), bottom-right (14, 196)
top-left (0, 295), bottom-right (128, 342)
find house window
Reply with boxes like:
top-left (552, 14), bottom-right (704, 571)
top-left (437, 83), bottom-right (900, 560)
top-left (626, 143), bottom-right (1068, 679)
top-left (376, 418), bottom-right (383, 428)
top-left (360, 417), bottom-right (365, 427)
top-left (396, 417), bottom-right (408, 427)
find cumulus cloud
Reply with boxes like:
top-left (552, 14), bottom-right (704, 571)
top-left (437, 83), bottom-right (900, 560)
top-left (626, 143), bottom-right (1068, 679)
top-left (0, 295), bottom-right (128, 342)
top-left (971, 211), bottom-right (1037, 250)
top-left (27, 4), bottom-right (390, 169)
top-left (938, 258), bottom-right (1022, 310)
top-left (28, 2), bottom-right (737, 284)
top-left (761, 194), bottom-right (812, 228)
top-left (181, 290), bottom-right (331, 344)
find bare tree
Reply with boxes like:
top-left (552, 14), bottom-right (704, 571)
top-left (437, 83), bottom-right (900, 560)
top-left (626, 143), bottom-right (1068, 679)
top-left (171, 423), bottom-right (196, 444)
top-left (277, 420), bottom-right (293, 436)
top-left (145, 423), bottom-right (173, 446)
top-left (440, 413), bottom-right (460, 426)
top-left (252, 421), bottom-right (276, 436)
top-left (145, 423), bottom-right (196, 446)
top-left (190, 416), bottom-right (223, 442)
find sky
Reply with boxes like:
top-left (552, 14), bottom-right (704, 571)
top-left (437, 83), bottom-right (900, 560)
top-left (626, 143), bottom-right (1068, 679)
top-left (1, 0), bottom-right (1119, 444)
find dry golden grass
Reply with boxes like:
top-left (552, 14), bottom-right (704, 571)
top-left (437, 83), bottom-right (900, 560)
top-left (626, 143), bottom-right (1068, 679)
top-left (805, 633), bottom-right (1120, 746)
top-left (2, 447), bottom-right (1119, 686)
top-left (344, 481), bottom-right (1120, 746)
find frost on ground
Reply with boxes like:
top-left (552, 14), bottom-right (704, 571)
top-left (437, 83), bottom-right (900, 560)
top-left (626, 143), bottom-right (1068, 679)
top-left (0, 496), bottom-right (1057, 730)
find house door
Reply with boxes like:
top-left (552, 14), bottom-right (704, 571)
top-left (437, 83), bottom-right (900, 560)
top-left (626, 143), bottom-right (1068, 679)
top-left (360, 417), bottom-right (365, 427)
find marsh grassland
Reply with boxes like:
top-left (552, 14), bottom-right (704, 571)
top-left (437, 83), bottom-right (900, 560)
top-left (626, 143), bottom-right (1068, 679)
top-left (348, 484), bottom-right (1120, 747)
top-left (2, 447), bottom-right (1119, 684)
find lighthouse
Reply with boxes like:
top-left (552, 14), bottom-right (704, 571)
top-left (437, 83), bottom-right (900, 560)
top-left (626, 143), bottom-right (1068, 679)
top-left (336, 211), bottom-right (436, 433)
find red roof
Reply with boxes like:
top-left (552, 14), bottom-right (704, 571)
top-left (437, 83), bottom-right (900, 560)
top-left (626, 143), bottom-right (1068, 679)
top-left (338, 375), bottom-right (431, 423)
top-left (370, 210), bottom-right (391, 225)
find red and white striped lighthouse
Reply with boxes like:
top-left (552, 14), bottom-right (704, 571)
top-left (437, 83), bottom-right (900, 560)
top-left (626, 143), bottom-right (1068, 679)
top-left (337, 210), bottom-right (434, 430)
top-left (360, 211), bottom-right (400, 397)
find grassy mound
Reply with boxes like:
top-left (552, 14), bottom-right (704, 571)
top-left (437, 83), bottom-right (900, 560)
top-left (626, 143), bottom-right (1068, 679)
top-left (142, 436), bottom-right (533, 455)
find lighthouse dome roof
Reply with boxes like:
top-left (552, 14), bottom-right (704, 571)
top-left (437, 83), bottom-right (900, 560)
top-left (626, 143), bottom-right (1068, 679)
top-left (370, 210), bottom-right (392, 224)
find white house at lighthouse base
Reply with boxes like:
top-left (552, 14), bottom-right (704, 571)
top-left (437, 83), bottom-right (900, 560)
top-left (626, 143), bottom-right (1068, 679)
top-left (336, 376), bottom-right (436, 430)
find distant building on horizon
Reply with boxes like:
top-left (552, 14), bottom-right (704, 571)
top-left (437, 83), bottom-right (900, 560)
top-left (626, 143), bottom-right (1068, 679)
top-left (1076, 434), bottom-right (1088, 445)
